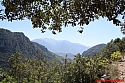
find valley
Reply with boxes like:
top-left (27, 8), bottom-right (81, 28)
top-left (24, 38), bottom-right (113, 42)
top-left (0, 0), bottom-right (124, 82)
top-left (0, 28), bottom-right (125, 83)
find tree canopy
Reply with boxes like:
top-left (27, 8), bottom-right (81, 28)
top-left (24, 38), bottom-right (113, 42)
top-left (0, 0), bottom-right (125, 34)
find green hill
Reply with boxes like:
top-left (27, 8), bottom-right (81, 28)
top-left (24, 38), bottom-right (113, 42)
top-left (0, 28), bottom-right (59, 70)
top-left (82, 44), bottom-right (106, 57)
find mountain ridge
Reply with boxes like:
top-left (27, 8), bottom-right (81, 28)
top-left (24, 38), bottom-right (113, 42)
top-left (0, 28), bottom-right (59, 70)
top-left (82, 43), bottom-right (106, 57)
top-left (32, 38), bottom-right (89, 54)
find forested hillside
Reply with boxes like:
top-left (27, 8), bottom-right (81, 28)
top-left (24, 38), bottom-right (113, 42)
top-left (82, 44), bottom-right (106, 57)
top-left (101, 38), bottom-right (125, 59)
top-left (0, 28), bottom-right (59, 70)
top-left (1, 29), bottom-right (125, 83)
top-left (0, 30), bottom-right (125, 83)
top-left (0, 0), bottom-right (125, 82)
top-left (82, 38), bottom-right (125, 59)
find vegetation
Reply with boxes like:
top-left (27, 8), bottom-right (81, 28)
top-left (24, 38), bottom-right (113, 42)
top-left (0, 28), bottom-right (125, 83)
top-left (0, 0), bottom-right (125, 34)
top-left (111, 51), bottom-right (122, 61)
top-left (0, 37), bottom-right (125, 83)
top-left (82, 44), bottom-right (106, 57)
top-left (83, 38), bottom-right (125, 59)
top-left (0, 0), bottom-right (125, 82)
top-left (101, 38), bottom-right (125, 59)
top-left (0, 28), bottom-right (59, 70)
top-left (0, 52), bottom-right (108, 83)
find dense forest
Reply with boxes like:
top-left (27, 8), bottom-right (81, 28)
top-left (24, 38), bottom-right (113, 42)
top-left (0, 28), bottom-right (125, 83)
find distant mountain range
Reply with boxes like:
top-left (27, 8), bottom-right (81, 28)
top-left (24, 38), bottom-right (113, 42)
top-left (82, 44), bottom-right (106, 57)
top-left (32, 38), bottom-right (89, 55)
top-left (0, 28), bottom-right (60, 70)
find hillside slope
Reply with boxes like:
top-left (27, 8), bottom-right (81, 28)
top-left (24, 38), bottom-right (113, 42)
top-left (82, 44), bottom-right (106, 57)
top-left (0, 28), bottom-right (59, 69)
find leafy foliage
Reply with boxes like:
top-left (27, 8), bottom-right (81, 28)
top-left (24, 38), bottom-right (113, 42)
top-left (0, 0), bottom-right (125, 33)
top-left (101, 38), bottom-right (125, 59)
top-left (111, 51), bottom-right (122, 61)
top-left (0, 75), bottom-right (17, 83)
top-left (0, 52), bottom-right (109, 83)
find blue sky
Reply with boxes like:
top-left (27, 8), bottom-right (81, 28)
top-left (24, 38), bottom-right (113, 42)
top-left (0, 17), bottom-right (124, 46)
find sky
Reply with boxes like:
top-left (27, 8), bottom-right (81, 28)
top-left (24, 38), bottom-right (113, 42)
top-left (0, 2), bottom-right (124, 47)
top-left (0, 17), bottom-right (124, 47)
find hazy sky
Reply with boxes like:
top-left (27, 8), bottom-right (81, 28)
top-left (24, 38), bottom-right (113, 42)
top-left (0, 17), bottom-right (124, 46)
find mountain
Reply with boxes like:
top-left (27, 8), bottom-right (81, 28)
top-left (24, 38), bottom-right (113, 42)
top-left (0, 28), bottom-right (59, 70)
top-left (82, 44), bottom-right (106, 57)
top-left (32, 38), bottom-right (89, 54)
